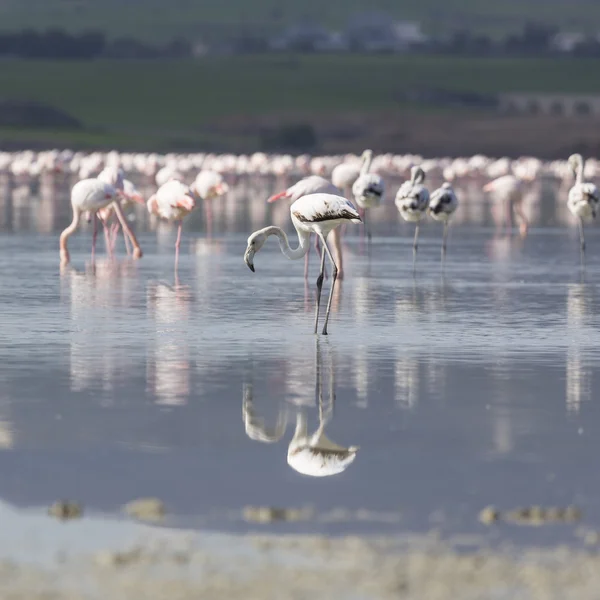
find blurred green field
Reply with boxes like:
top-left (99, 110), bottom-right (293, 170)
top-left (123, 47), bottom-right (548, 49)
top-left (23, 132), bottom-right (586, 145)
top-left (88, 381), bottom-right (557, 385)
top-left (1, 55), bottom-right (599, 151)
top-left (0, 0), bottom-right (598, 41)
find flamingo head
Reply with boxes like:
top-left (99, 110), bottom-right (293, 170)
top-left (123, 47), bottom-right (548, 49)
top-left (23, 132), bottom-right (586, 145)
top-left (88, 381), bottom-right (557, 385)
top-left (244, 230), bottom-right (268, 272)
top-left (177, 192), bottom-right (196, 212)
top-left (147, 195), bottom-right (159, 215)
top-left (568, 153), bottom-right (583, 175)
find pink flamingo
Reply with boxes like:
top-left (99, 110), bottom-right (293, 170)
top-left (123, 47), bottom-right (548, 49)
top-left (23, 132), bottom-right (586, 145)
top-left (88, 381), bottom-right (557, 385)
top-left (147, 180), bottom-right (197, 270)
top-left (60, 178), bottom-right (143, 265)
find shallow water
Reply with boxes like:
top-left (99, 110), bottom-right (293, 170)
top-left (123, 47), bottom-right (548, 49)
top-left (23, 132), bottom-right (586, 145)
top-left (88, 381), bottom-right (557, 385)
top-left (0, 176), bottom-right (599, 552)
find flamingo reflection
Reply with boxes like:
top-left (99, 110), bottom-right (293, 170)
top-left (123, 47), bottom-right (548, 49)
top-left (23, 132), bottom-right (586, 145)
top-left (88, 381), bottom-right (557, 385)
top-left (242, 339), bottom-right (359, 476)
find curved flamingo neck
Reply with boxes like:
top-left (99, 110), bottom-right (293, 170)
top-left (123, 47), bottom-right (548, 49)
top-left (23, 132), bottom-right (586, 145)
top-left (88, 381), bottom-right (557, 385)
top-left (360, 150), bottom-right (373, 176)
top-left (263, 225), bottom-right (311, 260)
top-left (576, 159), bottom-right (584, 184)
top-left (59, 206), bottom-right (82, 255)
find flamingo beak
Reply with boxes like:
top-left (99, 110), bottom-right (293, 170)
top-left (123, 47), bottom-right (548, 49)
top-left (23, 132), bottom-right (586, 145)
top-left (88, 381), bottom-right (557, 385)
top-left (244, 247), bottom-right (255, 272)
top-left (267, 191), bottom-right (288, 203)
top-left (132, 192), bottom-right (146, 205)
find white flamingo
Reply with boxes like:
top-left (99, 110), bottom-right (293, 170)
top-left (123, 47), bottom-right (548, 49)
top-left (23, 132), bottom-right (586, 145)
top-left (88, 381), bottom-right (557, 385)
top-left (244, 193), bottom-right (361, 335)
top-left (351, 149), bottom-right (385, 244)
top-left (242, 339), bottom-right (358, 477)
top-left (331, 150), bottom-right (372, 198)
top-left (567, 153), bottom-right (600, 260)
top-left (267, 175), bottom-right (343, 278)
top-left (395, 166), bottom-right (430, 270)
top-left (288, 340), bottom-right (358, 476)
top-left (428, 182), bottom-right (459, 260)
top-left (60, 179), bottom-right (143, 265)
top-left (147, 180), bottom-right (197, 269)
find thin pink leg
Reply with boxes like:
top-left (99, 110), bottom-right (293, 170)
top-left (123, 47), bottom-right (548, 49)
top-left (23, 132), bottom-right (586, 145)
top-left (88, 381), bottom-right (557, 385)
top-left (110, 222), bottom-right (119, 254)
top-left (175, 221), bottom-right (182, 271)
top-left (123, 227), bottom-right (132, 256)
top-left (205, 200), bottom-right (213, 238)
top-left (100, 219), bottom-right (112, 259)
top-left (91, 215), bottom-right (98, 262)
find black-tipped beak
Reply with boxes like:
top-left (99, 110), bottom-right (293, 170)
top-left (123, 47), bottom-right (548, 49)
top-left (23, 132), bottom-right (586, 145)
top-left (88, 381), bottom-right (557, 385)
top-left (244, 248), bottom-right (255, 272)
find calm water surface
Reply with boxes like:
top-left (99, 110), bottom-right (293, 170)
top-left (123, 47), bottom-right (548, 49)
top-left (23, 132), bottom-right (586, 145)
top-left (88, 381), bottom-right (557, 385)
top-left (0, 177), bottom-right (599, 550)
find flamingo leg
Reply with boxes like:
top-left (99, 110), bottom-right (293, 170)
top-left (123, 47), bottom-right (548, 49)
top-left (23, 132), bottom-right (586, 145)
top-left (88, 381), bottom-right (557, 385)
top-left (205, 199), bottom-right (213, 238)
top-left (314, 235), bottom-right (327, 279)
top-left (110, 222), bottom-right (119, 254)
top-left (363, 209), bottom-right (371, 248)
top-left (304, 247), bottom-right (310, 280)
top-left (441, 221), bottom-right (448, 262)
top-left (103, 222), bottom-right (112, 258)
top-left (578, 217), bottom-right (586, 264)
top-left (413, 224), bottom-right (420, 274)
top-left (123, 225), bottom-right (132, 256)
top-left (313, 242), bottom-right (327, 335)
top-left (330, 227), bottom-right (344, 281)
top-left (320, 232), bottom-right (339, 336)
top-left (112, 201), bottom-right (142, 259)
top-left (175, 220), bottom-right (183, 271)
top-left (91, 214), bottom-right (98, 262)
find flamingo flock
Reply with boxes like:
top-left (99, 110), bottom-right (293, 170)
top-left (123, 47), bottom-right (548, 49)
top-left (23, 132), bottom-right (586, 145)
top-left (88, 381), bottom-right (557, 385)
top-left (0, 146), bottom-right (588, 335)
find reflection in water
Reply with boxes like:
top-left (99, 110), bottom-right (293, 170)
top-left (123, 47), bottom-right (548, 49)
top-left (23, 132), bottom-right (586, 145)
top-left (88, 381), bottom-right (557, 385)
top-left (243, 339), bottom-right (359, 477)
top-left (566, 284), bottom-right (592, 415)
top-left (146, 278), bottom-right (192, 406)
top-left (61, 260), bottom-right (138, 394)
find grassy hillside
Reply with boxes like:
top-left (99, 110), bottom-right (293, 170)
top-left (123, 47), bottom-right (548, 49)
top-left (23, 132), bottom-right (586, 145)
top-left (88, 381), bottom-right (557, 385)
top-left (0, 0), bottom-right (598, 42)
top-left (0, 55), bottom-right (599, 154)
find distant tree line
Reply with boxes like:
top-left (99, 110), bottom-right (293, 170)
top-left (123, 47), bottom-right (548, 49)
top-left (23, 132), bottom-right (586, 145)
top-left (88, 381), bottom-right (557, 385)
top-left (1, 23), bottom-right (600, 59)
top-left (0, 29), bottom-right (190, 59)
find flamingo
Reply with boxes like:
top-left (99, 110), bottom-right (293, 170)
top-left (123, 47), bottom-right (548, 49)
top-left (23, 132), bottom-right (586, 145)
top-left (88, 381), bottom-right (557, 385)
top-left (147, 179), bottom-right (197, 269)
top-left (267, 175), bottom-right (344, 278)
top-left (428, 182), bottom-right (459, 260)
top-left (331, 150), bottom-right (372, 198)
top-left (483, 174), bottom-right (531, 237)
top-left (190, 169), bottom-right (230, 236)
top-left (98, 179), bottom-right (146, 255)
top-left (567, 153), bottom-right (599, 261)
top-left (351, 149), bottom-right (385, 244)
top-left (60, 178), bottom-right (143, 265)
top-left (395, 166), bottom-right (430, 271)
top-left (244, 193), bottom-right (361, 335)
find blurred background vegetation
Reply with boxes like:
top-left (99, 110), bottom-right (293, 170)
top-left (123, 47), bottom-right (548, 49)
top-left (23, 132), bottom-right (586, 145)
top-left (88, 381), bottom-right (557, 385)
top-left (1, 0), bottom-right (599, 157)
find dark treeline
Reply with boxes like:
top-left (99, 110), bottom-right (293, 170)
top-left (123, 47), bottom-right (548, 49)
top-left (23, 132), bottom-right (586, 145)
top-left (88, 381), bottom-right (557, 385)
top-left (2, 23), bottom-right (600, 59)
top-left (0, 29), bottom-right (190, 59)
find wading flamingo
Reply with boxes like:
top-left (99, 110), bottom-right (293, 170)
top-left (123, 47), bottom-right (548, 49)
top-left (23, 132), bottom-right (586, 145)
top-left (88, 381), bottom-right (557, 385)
top-left (395, 166), bottom-right (430, 271)
top-left (428, 182), bottom-right (459, 260)
top-left (190, 169), bottom-right (230, 236)
top-left (483, 174), bottom-right (531, 237)
top-left (267, 175), bottom-right (345, 278)
top-left (147, 179), bottom-right (197, 269)
top-left (244, 193), bottom-right (361, 335)
top-left (98, 179), bottom-right (146, 256)
top-left (351, 149), bottom-right (385, 244)
top-left (567, 153), bottom-right (600, 261)
top-left (60, 178), bottom-right (143, 265)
